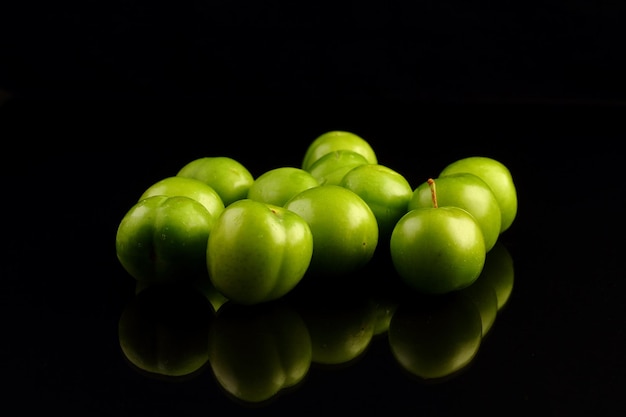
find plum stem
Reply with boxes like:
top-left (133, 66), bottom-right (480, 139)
top-left (427, 178), bottom-right (438, 208)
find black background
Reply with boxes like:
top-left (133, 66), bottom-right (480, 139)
top-left (2, 1), bottom-right (626, 416)
top-left (2, 1), bottom-right (626, 101)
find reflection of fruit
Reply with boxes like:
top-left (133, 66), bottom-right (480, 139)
top-left (177, 156), bottom-right (255, 206)
top-left (439, 156), bottom-right (518, 233)
top-left (192, 276), bottom-right (230, 313)
top-left (116, 195), bottom-right (216, 285)
top-left (135, 276), bottom-right (229, 313)
top-left (307, 150), bottom-right (369, 186)
top-left (370, 297), bottom-right (398, 336)
top-left (459, 269), bottom-right (498, 337)
top-left (301, 130), bottom-right (378, 171)
top-left (458, 240), bottom-right (515, 337)
top-left (118, 284), bottom-right (213, 379)
top-left (247, 167), bottom-right (319, 206)
top-left (284, 185), bottom-right (378, 277)
top-left (388, 293), bottom-right (482, 381)
top-left (296, 292), bottom-right (377, 366)
top-left (208, 301), bottom-right (312, 404)
top-left (339, 163), bottom-right (413, 242)
top-left (477, 241), bottom-right (515, 310)
top-left (408, 173), bottom-right (501, 251)
top-left (207, 199), bottom-right (313, 305)
top-left (390, 179), bottom-right (486, 295)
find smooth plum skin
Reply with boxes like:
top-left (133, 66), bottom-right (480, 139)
top-left (390, 207), bottom-right (486, 295)
top-left (307, 150), bottom-right (369, 186)
top-left (408, 173), bottom-right (502, 252)
top-left (177, 156), bottom-right (255, 206)
top-left (139, 176), bottom-right (225, 218)
top-left (284, 185), bottom-right (379, 278)
top-left (439, 156), bottom-right (518, 233)
top-left (339, 163), bottom-right (413, 241)
top-left (247, 167), bottom-right (319, 206)
top-left (301, 130), bottom-right (378, 171)
top-left (206, 199), bottom-right (313, 305)
top-left (115, 195), bottom-right (216, 284)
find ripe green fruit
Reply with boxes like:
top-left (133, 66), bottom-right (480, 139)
top-left (139, 176), bottom-right (225, 218)
top-left (247, 166), bottom-right (319, 206)
top-left (439, 156), bottom-right (518, 233)
top-left (116, 195), bottom-right (217, 285)
top-left (339, 163), bottom-right (413, 241)
top-left (408, 173), bottom-right (501, 252)
top-left (206, 199), bottom-right (313, 305)
top-left (307, 150), bottom-right (369, 186)
top-left (301, 130), bottom-right (378, 171)
top-left (177, 156), bottom-right (255, 206)
top-left (208, 301), bottom-right (312, 404)
top-left (284, 185), bottom-right (379, 277)
top-left (391, 179), bottom-right (486, 294)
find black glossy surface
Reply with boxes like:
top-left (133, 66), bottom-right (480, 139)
top-left (3, 101), bottom-right (625, 415)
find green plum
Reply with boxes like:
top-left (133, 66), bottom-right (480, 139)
top-left (284, 185), bottom-right (379, 277)
top-left (408, 173), bottom-right (501, 252)
top-left (206, 199), bottom-right (313, 305)
top-left (339, 163), bottom-right (413, 241)
top-left (301, 130), bottom-right (378, 171)
top-left (439, 156), bottom-right (518, 233)
top-left (306, 150), bottom-right (369, 186)
top-left (208, 301), bottom-right (312, 404)
top-left (388, 292), bottom-right (483, 381)
top-left (118, 283), bottom-right (213, 380)
top-left (176, 156), bottom-right (255, 206)
top-left (116, 195), bottom-right (217, 285)
top-left (247, 166), bottom-right (319, 206)
top-left (139, 176), bottom-right (225, 218)
top-left (391, 179), bottom-right (486, 294)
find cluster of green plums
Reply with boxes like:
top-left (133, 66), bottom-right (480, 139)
top-left (115, 130), bottom-right (518, 305)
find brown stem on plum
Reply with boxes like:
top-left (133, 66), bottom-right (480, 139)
top-left (427, 178), bottom-right (438, 208)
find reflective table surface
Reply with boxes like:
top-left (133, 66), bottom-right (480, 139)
top-left (4, 101), bottom-right (625, 415)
